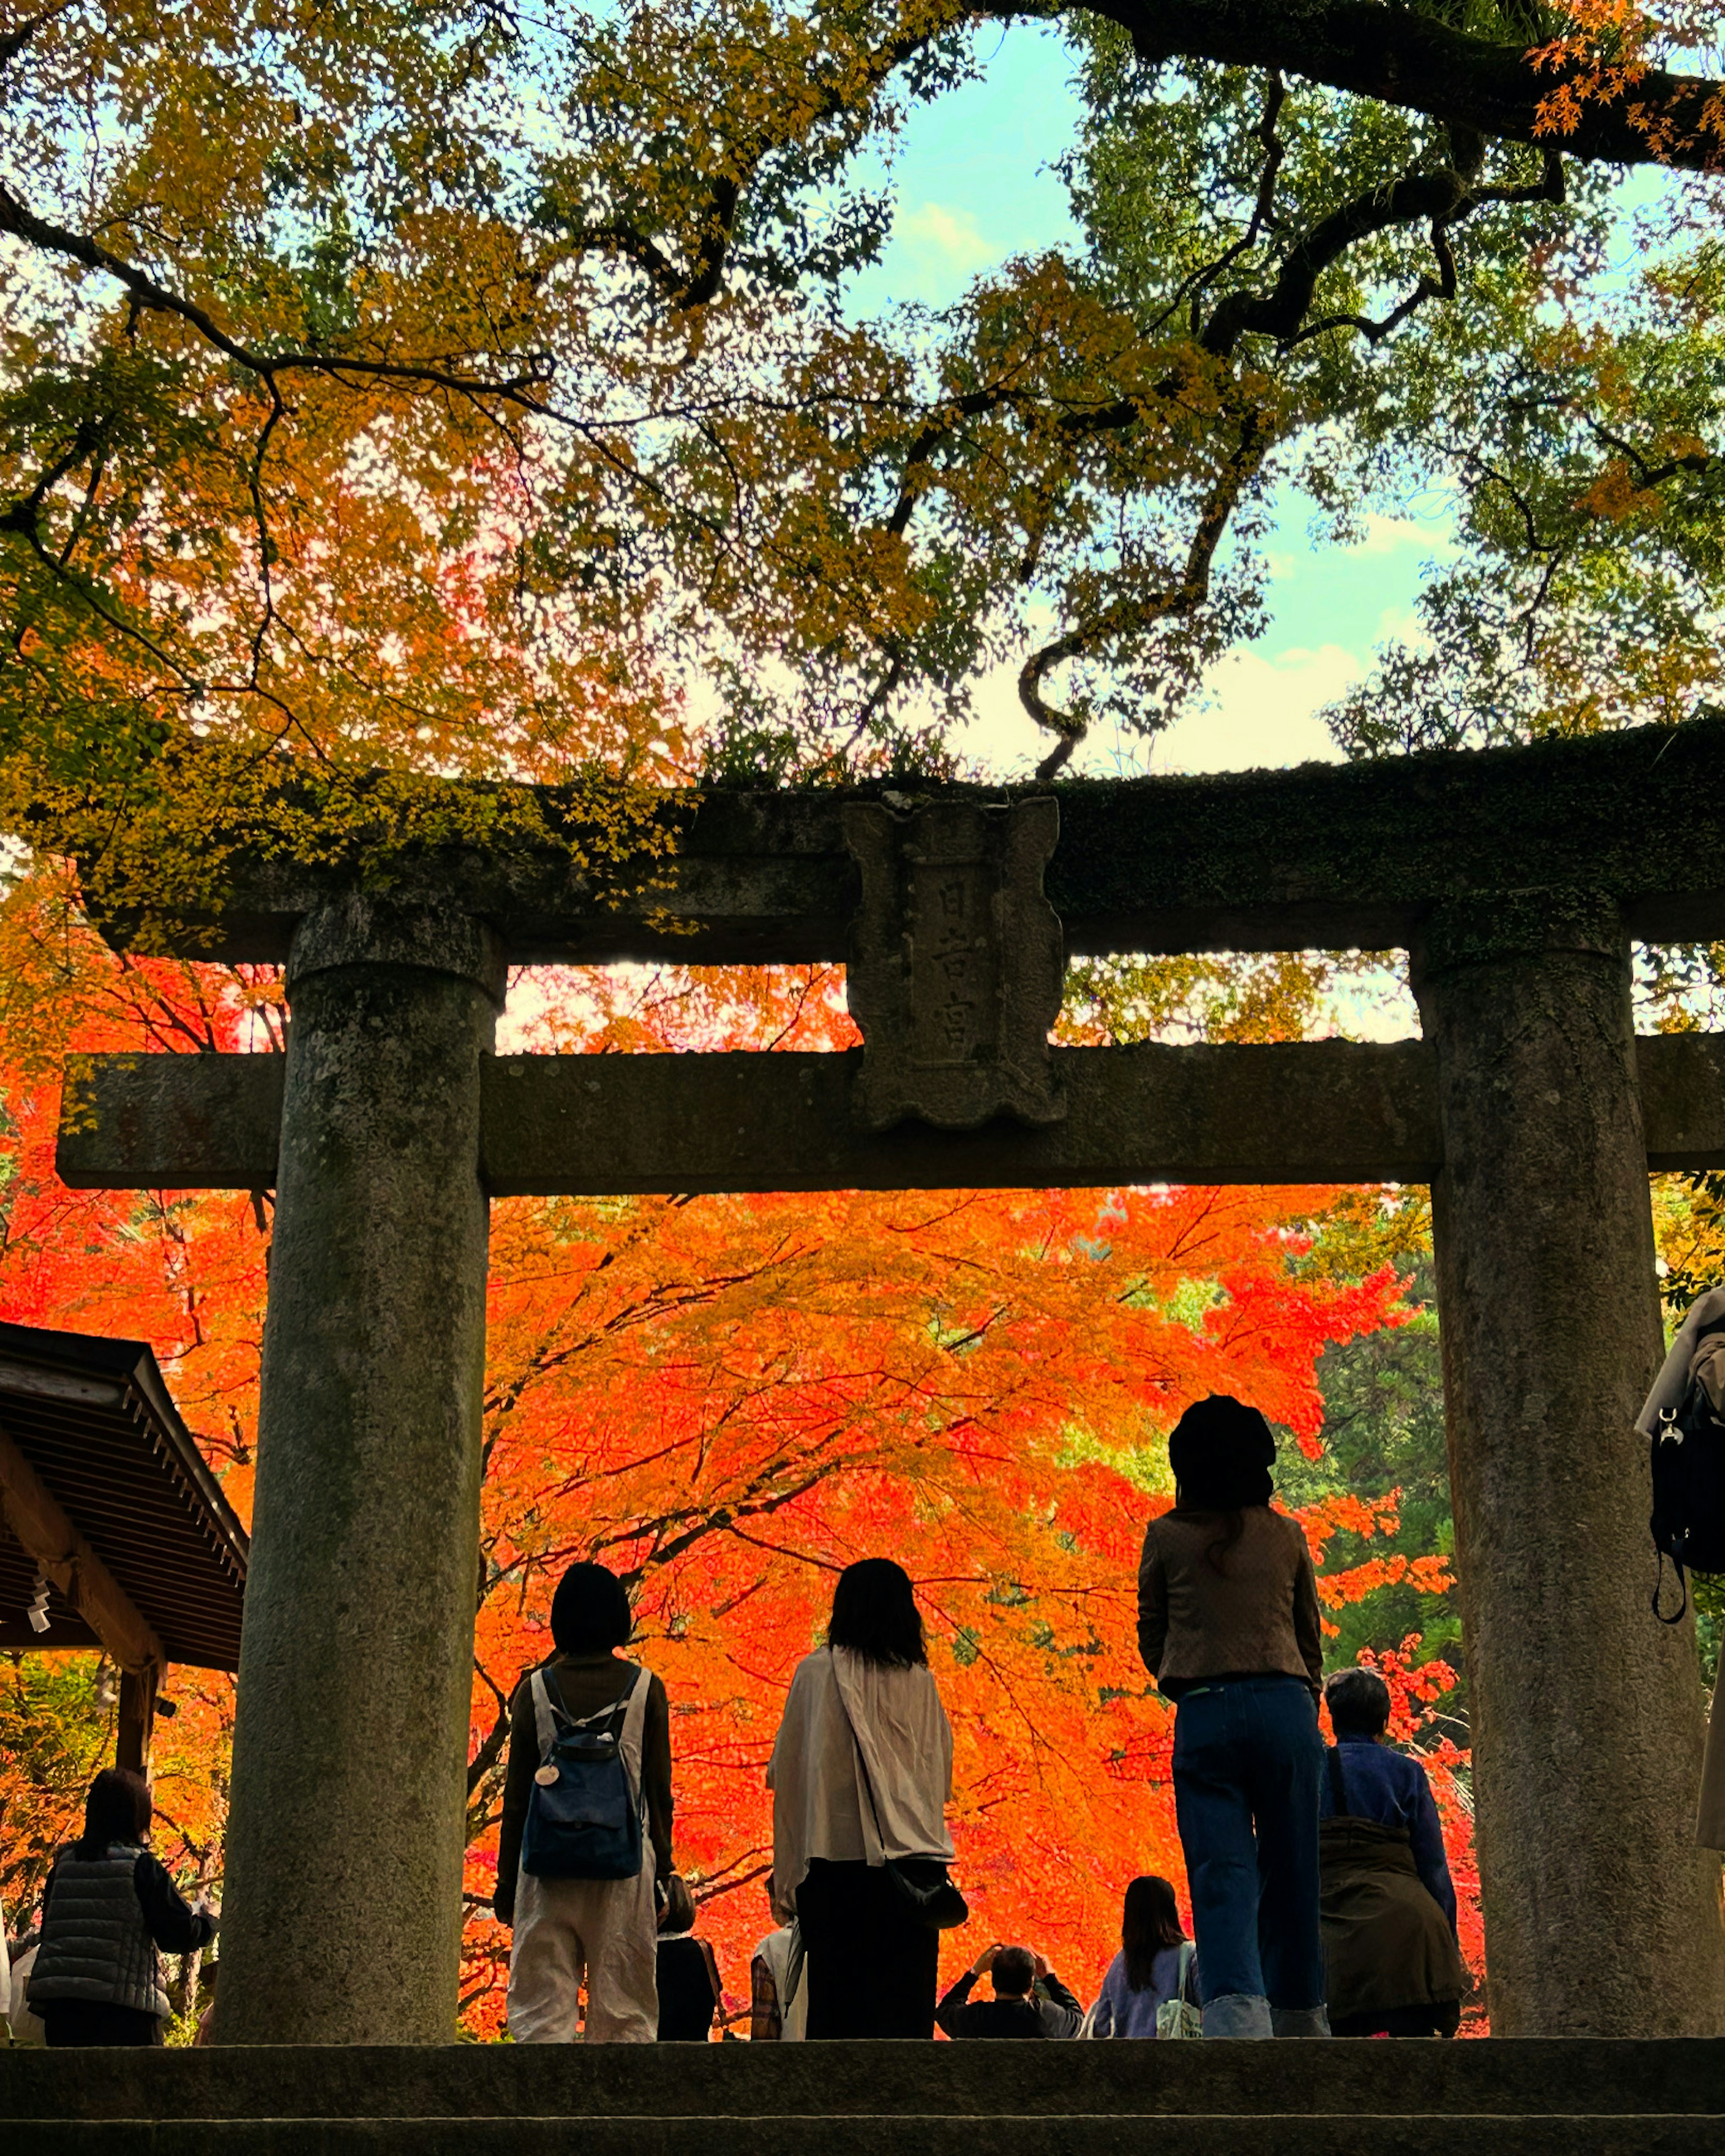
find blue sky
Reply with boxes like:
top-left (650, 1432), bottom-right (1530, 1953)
top-left (847, 22), bottom-right (1450, 782)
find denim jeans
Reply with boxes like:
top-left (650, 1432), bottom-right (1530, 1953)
top-left (1172, 1674), bottom-right (1326, 2010)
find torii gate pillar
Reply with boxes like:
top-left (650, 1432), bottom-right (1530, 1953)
top-left (216, 897), bottom-right (500, 2045)
top-left (1414, 889), bottom-right (1725, 2034)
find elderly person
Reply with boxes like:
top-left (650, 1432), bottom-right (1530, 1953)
top-left (1319, 1668), bottom-right (1466, 2038)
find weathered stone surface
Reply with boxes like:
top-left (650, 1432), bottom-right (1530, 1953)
top-left (215, 899), bottom-right (498, 2045)
top-left (1639, 1029), bottom-right (1725, 1169)
top-left (53, 1029), bottom-right (1725, 1196)
top-left (843, 798), bottom-right (1064, 1130)
top-left (80, 716), bottom-right (1725, 967)
top-left (21, 2119), bottom-right (1725, 2156)
top-left (58, 1050), bottom-right (285, 1189)
top-left (1413, 891), bottom-right (1725, 2037)
top-left (10, 2035), bottom-right (1725, 2121)
top-left (482, 1039), bottom-right (1438, 1190)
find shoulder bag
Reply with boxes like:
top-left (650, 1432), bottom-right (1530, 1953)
top-left (828, 1653), bottom-right (969, 1931)
top-left (1154, 1940), bottom-right (1203, 2040)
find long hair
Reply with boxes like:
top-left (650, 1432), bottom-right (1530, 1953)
top-left (828, 1558), bottom-right (926, 1669)
top-left (78, 1767), bottom-right (151, 1856)
top-left (1122, 1874), bottom-right (1185, 1992)
top-left (1168, 1395), bottom-right (1276, 1576)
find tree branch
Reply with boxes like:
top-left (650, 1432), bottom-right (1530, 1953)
top-left (1021, 406), bottom-right (1273, 778)
top-left (1065, 0), bottom-right (1725, 174)
top-left (0, 181), bottom-right (556, 406)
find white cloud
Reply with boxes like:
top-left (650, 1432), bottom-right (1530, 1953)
top-left (1353, 511), bottom-right (1454, 558)
top-left (951, 638), bottom-right (1362, 782)
top-left (1151, 644), bottom-right (1358, 775)
top-left (886, 201), bottom-right (997, 301)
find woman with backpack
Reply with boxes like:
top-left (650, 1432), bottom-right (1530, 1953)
top-left (1137, 1394), bottom-right (1328, 2041)
top-left (1084, 1875), bottom-right (1197, 2039)
top-left (767, 1558), bottom-right (955, 2038)
top-left (26, 1767), bottom-right (217, 2046)
top-left (495, 1560), bottom-right (676, 2043)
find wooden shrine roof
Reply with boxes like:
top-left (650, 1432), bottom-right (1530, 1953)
top-left (0, 1321), bottom-right (247, 1670)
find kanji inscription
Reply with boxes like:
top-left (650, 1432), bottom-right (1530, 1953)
top-left (843, 796), bottom-right (1065, 1131)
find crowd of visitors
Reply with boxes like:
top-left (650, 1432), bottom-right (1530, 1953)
top-left (4, 1393), bottom-right (1464, 2049)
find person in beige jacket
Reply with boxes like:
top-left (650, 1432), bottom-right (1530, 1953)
top-left (1138, 1395), bottom-right (1328, 2042)
top-left (767, 1559), bottom-right (954, 2037)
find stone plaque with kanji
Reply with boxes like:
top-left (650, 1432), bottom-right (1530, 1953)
top-left (842, 796), bottom-right (1065, 1131)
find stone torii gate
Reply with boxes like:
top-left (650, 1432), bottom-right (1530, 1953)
top-left (57, 717), bottom-right (1725, 2046)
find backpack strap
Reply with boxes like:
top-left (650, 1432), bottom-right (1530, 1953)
top-left (1654, 1548), bottom-right (1691, 1625)
top-left (1325, 1742), bottom-right (1349, 1817)
top-left (528, 1663), bottom-right (645, 1760)
top-left (529, 1668), bottom-right (559, 1759)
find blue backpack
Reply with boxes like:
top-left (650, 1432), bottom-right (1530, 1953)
top-left (521, 1665), bottom-right (647, 1881)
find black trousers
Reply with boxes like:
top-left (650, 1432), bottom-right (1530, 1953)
top-left (1331, 2000), bottom-right (1461, 2039)
top-left (42, 2001), bottom-right (162, 2047)
top-left (796, 1858), bottom-right (939, 2038)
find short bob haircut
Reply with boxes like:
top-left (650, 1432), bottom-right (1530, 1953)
top-left (827, 1558), bottom-right (926, 1670)
top-left (1325, 1667), bottom-right (1393, 1739)
top-left (79, 1767), bottom-right (152, 1855)
top-left (991, 1945), bottom-right (1035, 1997)
top-left (550, 1561), bottom-right (633, 1656)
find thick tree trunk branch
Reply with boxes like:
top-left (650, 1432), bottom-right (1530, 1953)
top-left (1055, 0), bottom-right (1725, 174)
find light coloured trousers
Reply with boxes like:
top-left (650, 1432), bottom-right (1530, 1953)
top-left (507, 1848), bottom-right (659, 2044)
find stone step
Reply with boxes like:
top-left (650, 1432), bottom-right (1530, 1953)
top-left (7, 2040), bottom-right (1725, 2124)
top-left (11, 2116), bottom-right (1725, 2156)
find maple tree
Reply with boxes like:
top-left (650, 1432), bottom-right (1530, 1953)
top-left (0, 875), bottom-right (1476, 2033)
top-left (0, 0), bottom-right (1719, 922)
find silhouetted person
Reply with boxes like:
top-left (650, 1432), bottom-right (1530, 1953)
top-left (28, 1768), bottom-right (217, 2046)
top-left (655, 1874), bottom-right (722, 2041)
top-left (937, 1943), bottom-right (1082, 2038)
top-left (768, 1559), bottom-right (954, 2038)
top-left (1138, 1395), bottom-right (1327, 2040)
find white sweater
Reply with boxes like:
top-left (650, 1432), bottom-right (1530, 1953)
top-left (767, 1647), bottom-right (954, 1923)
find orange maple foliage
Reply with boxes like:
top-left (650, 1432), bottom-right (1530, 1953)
top-left (0, 874), bottom-right (1471, 2032)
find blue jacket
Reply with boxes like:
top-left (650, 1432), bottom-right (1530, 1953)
top-left (1320, 1736), bottom-right (1457, 1935)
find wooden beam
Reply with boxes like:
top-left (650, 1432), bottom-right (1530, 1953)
top-left (0, 1420), bottom-right (166, 1676)
top-left (117, 1663), bottom-right (158, 1776)
top-left (78, 717), bottom-right (1725, 967)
